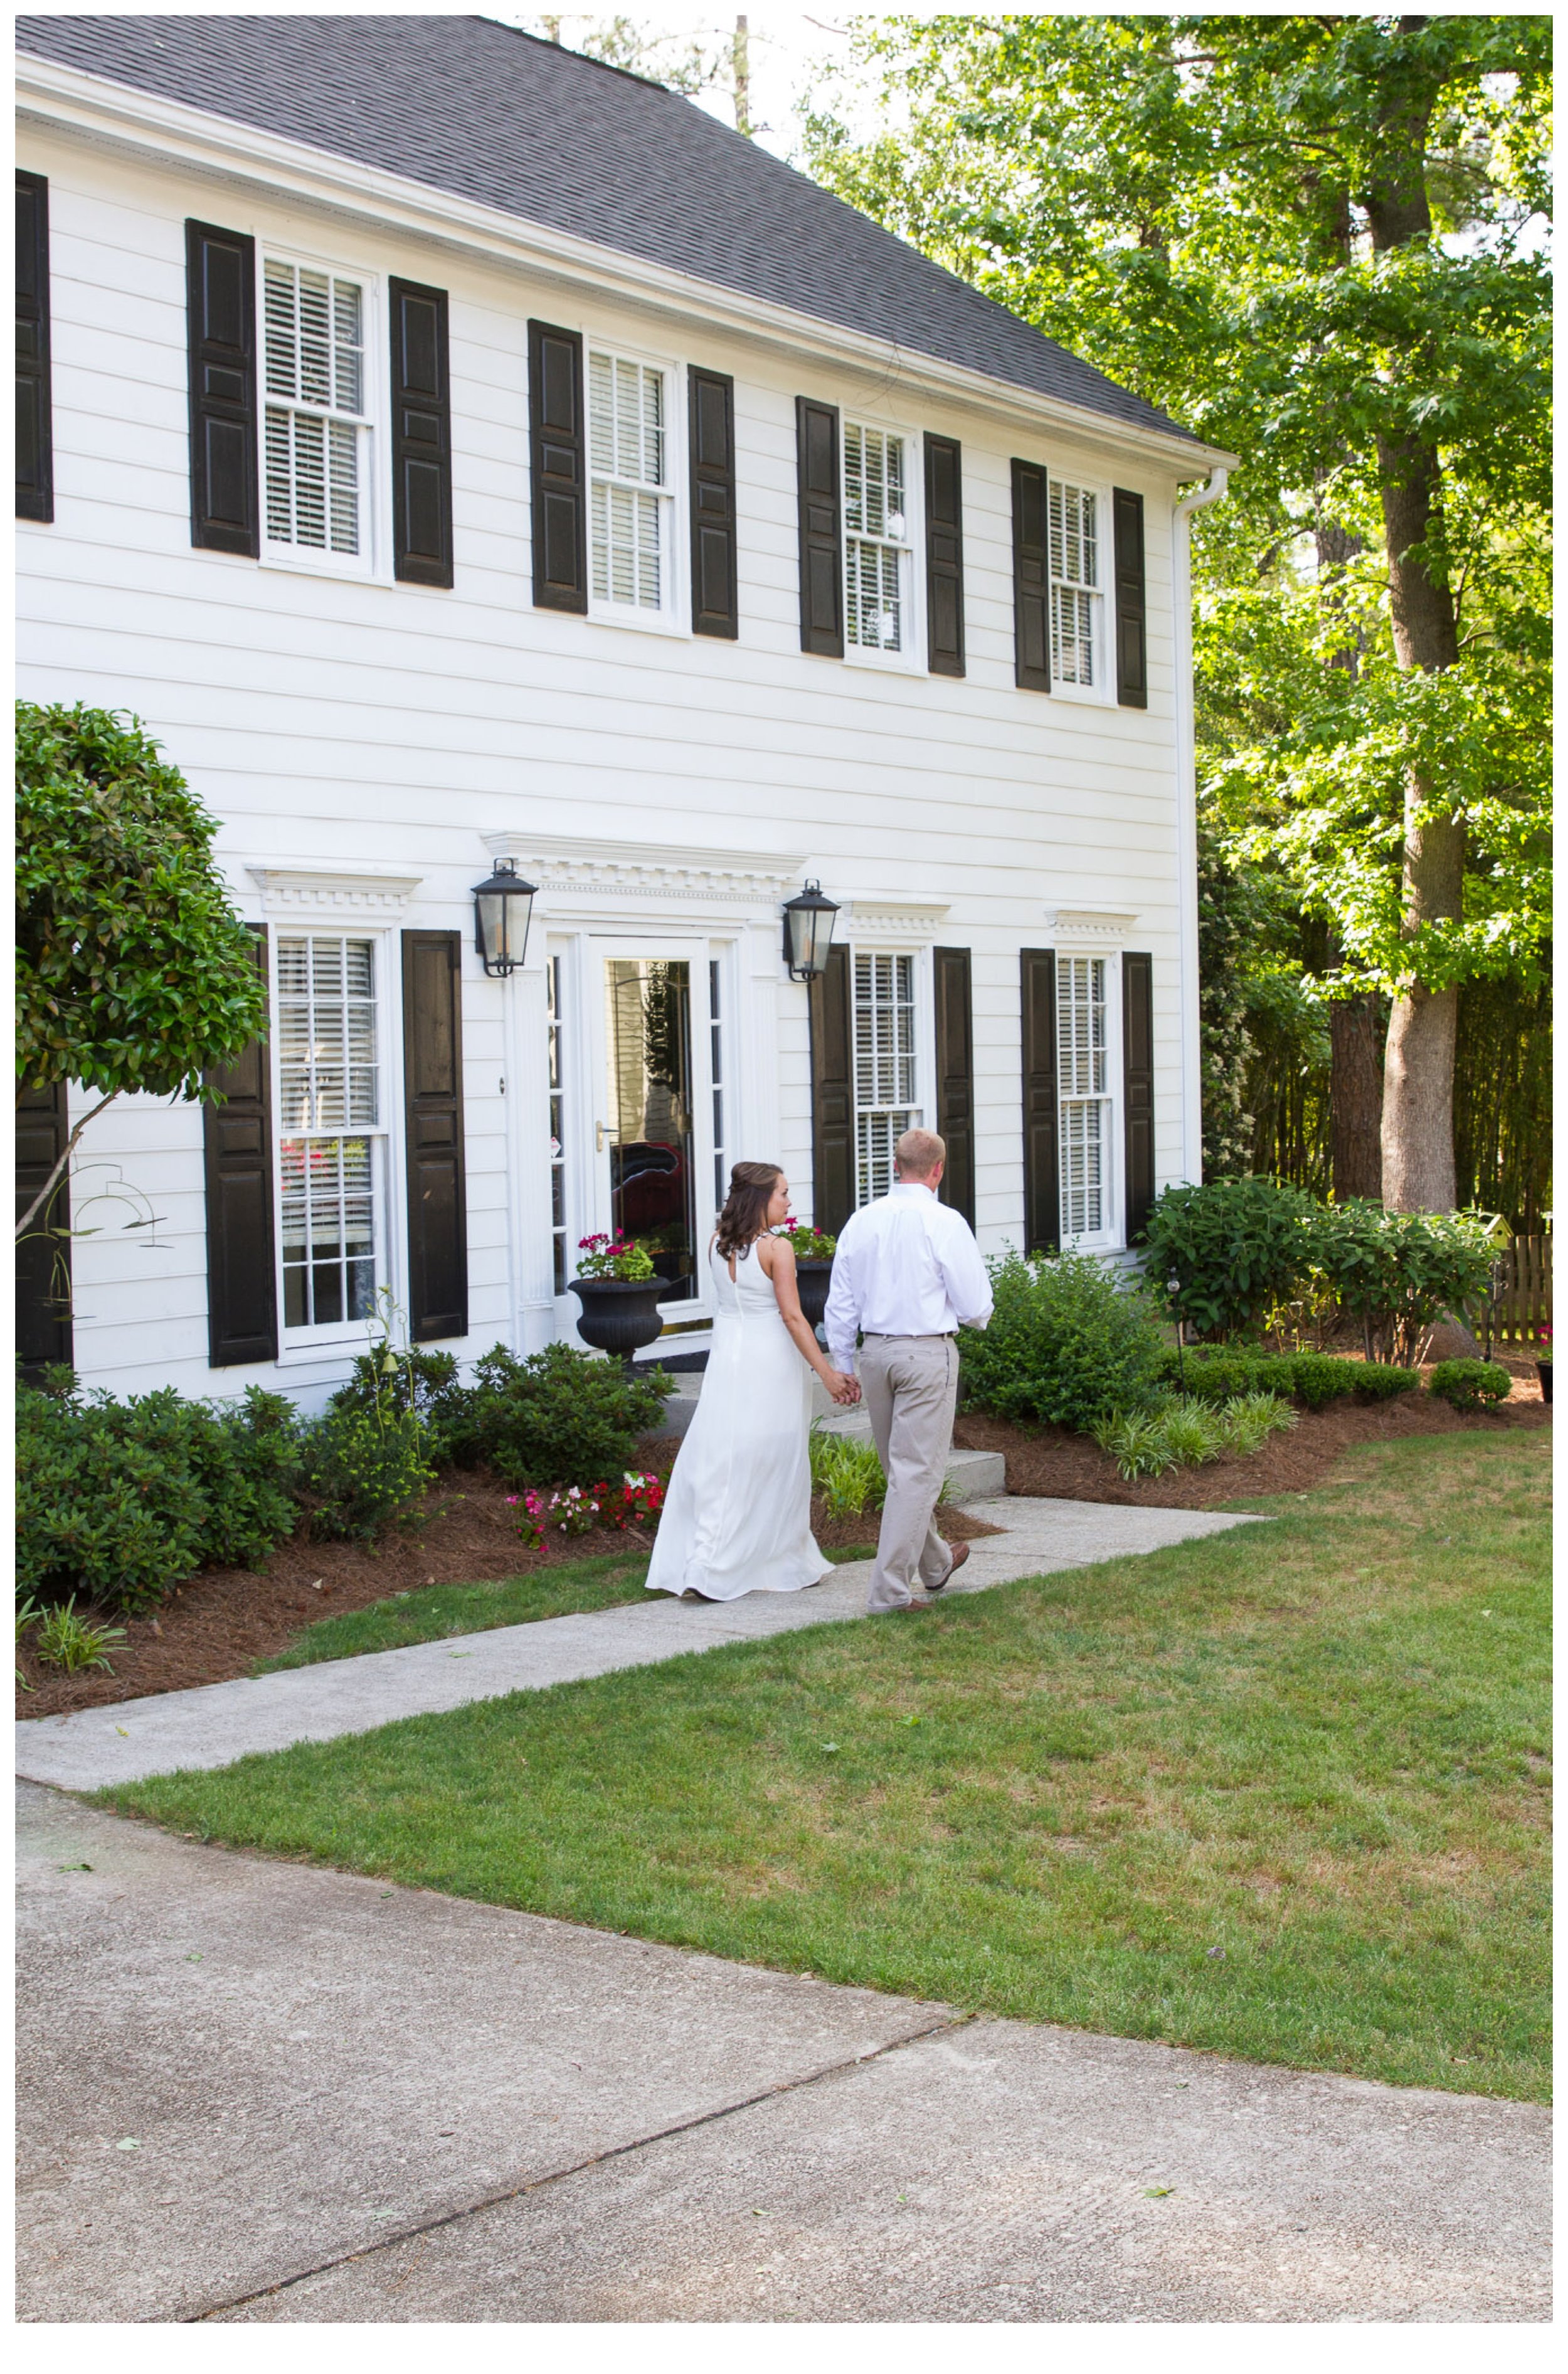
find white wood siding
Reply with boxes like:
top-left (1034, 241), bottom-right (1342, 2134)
top-left (20, 129), bottom-right (1197, 1402)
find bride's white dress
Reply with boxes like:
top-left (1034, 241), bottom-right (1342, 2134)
top-left (646, 1239), bottom-right (832, 1601)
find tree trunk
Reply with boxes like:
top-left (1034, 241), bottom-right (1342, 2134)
top-left (1365, 42), bottom-right (1466, 1211)
top-left (1329, 993), bottom-right (1385, 1200)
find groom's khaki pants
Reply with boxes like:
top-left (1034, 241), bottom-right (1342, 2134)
top-left (859, 1334), bottom-right (959, 1612)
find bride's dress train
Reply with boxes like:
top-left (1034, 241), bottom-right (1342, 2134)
top-left (646, 1239), bottom-right (832, 1601)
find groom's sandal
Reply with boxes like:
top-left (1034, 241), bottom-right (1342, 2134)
top-left (924, 1542), bottom-right (970, 1595)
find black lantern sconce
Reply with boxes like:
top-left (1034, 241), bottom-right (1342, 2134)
top-left (782, 879), bottom-right (840, 981)
top-left (471, 857), bottom-right (538, 977)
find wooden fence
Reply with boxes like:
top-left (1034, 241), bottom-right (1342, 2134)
top-left (1490, 1233), bottom-right (1552, 1346)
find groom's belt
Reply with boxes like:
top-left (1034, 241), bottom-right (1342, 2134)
top-left (862, 1329), bottom-right (956, 1339)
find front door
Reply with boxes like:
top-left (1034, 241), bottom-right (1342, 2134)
top-left (587, 940), bottom-right (712, 1311)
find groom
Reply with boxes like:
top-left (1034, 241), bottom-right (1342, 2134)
top-left (824, 1129), bottom-right (993, 1613)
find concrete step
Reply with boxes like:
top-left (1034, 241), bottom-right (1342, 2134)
top-left (650, 1377), bottom-right (1007, 1504)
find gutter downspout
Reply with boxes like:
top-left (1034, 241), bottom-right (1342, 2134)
top-left (1170, 468), bottom-right (1231, 1183)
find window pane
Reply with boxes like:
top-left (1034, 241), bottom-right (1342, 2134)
top-left (1059, 1100), bottom-right (1104, 1238)
top-left (547, 954), bottom-right (566, 1296)
top-left (280, 1132), bottom-right (376, 1328)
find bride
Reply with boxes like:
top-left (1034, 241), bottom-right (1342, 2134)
top-left (646, 1161), bottom-right (859, 1602)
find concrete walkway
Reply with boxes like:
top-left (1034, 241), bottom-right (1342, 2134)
top-left (16, 1496), bottom-right (1260, 1791)
top-left (17, 1782), bottom-right (1549, 2323)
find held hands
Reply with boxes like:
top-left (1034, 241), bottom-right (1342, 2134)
top-left (825, 1369), bottom-right (861, 1406)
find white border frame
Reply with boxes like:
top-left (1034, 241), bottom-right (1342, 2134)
top-left (1054, 944), bottom-right (1124, 1254)
top-left (1046, 468), bottom-right (1115, 708)
top-left (578, 324), bottom-right (691, 639)
top-left (839, 407), bottom-right (926, 676)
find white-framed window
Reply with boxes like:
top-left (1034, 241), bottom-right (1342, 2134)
top-left (588, 346), bottom-right (674, 617)
top-left (709, 956), bottom-right (728, 1220)
top-left (275, 932), bottom-right (387, 1333)
top-left (546, 954), bottom-right (568, 1297)
top-left (853, 949), bottom-right (918, 1203)
top-left (262, 254), bottom-right (370, 567)
top-left (1049, 479), bottom-right (1104, 691)
top-left (1057, 954), bottom-right (1114, 1242)
top-left (844, 420), bottom-right (913, 659)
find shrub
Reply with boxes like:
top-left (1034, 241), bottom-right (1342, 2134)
top-left (1167, 1348), bottom-right (1419, 1408)
top-left (1428, 1358), bottom-right (1512, 1413)
top-left (1309, 1202), bottom-right (1499, 1366)
top-left (32, 1596), bottom-right (126, 1673)
top-left (16, 1381), bottom-right (302, 1616)
top-left (959, 1251), bottom-right (1168, 1430)
top-left (1140, 1176), bottom-right (1319, 1341)
top-left (301, 1399), bottom-right (435, 1541)
top-left (810, 1429), bottom-right (887, 1517)
top-left (466, 1341), bottom-right (672, 1488)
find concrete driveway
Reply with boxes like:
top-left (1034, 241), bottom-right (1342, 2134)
top-left (18, 1782), bottom-right (1549, 2324)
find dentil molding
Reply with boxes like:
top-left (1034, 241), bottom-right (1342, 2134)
top-left (481, 829), bottom-right (808, 907)
top-left (246, 862), bottom-right (425, 919)
top-left (1043, 907), bottom-right (1141, 942)
top-left (845, 898), bottom-right (953, 940)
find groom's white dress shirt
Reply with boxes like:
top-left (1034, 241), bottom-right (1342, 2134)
top-left (824, 1181), bottom-right (993, 1373)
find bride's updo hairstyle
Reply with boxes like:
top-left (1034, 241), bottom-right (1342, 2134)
top-left (715, 1161), bottom-right (782, 1259)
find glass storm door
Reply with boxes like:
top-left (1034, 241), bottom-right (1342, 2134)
top-left (601, 952), bottom-right (698, 1303)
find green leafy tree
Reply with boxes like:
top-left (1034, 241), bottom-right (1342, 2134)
top-left (805, 13), bottom-right (1551, 1210)
top-left (16, 703), bottom-right (268, 1239)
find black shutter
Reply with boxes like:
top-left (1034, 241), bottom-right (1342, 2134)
top-left (16, 171), bottom-right (53, 524)
top-left (403, 930), bottom-right (468, 1343)
top-left (390, 277), bottom-right (453, 588)
top-left (203, 927), bottom-right (276, 1366)
top-left (1020, 949), bottom-right (1060, 1255)
top-left (528, 319), bottom-right (586, 612)
top-left (808, 942), bottom-right (854, 1235)
top-left (1011, 459), bottom-right (1051, 691)
top-left (933, 947), bottom-right (975, 1226)
top-left (1123, 950), bottom-right (1155, 1242)
top-left (689, 366), bottom-right (738, 638)
top-left (1113, 487), bottom-right (1148, 708)
top-left (924, 433), bottom-right (965, 677)
top-left (16, 1081), bottom-right (72, 1380)
top-left (795, 396), bottom-right (843, 656)
top-left (186, 219), bottom-right (257, 555)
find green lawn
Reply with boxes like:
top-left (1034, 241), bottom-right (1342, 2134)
top-left (258, 1543), bottom-right (876, 1671)
top-left (108, 1435), bottom-right (1549, 2101)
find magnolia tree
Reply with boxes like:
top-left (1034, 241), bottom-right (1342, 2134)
top-left (16, 702), bottom-right (268, 1240)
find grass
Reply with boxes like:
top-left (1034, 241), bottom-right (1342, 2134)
top-left (107, 1435), bottom-right (1549, 2102)
top-left (257, 1542), bottom-right (877, 1671)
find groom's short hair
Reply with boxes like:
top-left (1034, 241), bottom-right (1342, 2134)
top-left (894, 1128), bottom-right (945, 1179)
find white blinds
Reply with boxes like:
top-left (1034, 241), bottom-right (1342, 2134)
top-left (1049, 481), bottom-right (1099, 686)
top-left (277, 935), bottom-right (380, 1330)
top-left (853, 951), bottom-right (916, 1205)
top-left (1057, 955), bottom-right (1108, 1237)
top-left (262, 258), bottom-right (364, 556)
top-left (844, 422), bottom-right (908, 652)
top-left (588, 351), bottom-right (666, 609)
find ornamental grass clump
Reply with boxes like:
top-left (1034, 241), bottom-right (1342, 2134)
top-left (31, 1596), bottom-right (127, 1674)
top-left (1091, 1393), bottom-right (1296, 1480)
top-left (958, 1251), bottom-right (1168, 1430)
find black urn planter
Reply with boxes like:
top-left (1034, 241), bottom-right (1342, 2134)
top-left (1536, 1360), bottom-right (1552, 1404)
top-left (569, 1275), bottom-right (667, 1372)
top-left (794, 1257), bottom-right (834, 1333)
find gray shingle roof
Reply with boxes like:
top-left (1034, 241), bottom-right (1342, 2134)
top-left (18, 12), bottom-right (1204, 447)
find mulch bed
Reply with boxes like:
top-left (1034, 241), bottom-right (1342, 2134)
top-left (954, 1355), bottom-right (1550, 1510)
top-left (16, 1437), bottom-right (999, 1718)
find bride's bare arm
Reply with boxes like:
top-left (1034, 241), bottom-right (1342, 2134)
top-left (758, 1238), bottom-right (858, 1403)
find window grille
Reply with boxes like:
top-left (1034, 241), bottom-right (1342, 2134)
top-left (1049, 481), bottom-right (1099, 686)
top-left (853, 950), bottom-right (916, 1203)
top-left (844, 423), bottom-right (909, 652)
top-left (276, 934), bottom-right (381, 1328)
top-left (588, 350), bottom-right (668, 610)
top-left (547, 955), bottom-right (567, 1295)
top-left (263, 258), bottom-right (365, 556)
top-left (1057, 954), bottom-right (1110, 1238)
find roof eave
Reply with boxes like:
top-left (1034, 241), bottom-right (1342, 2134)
top-left (16, 52), bottom-right (1239, 476)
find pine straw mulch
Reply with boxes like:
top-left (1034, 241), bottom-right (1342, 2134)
top-left (16, 1437), bottom-right (999, 1718)
top-left (953, 1353), bottom-right (1550, 1511)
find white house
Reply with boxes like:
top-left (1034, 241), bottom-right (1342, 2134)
top-left (16, 14), bottom-right (1234, 1405)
